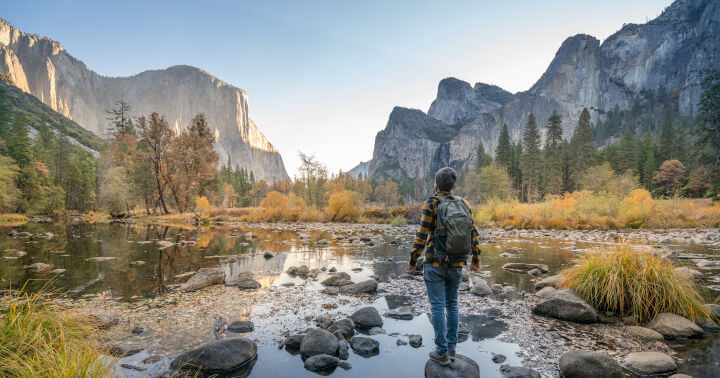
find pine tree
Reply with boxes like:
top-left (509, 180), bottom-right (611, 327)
top-left (495, 123), bottom-right (511, 168)
top-left (543, 110), bottom-right (564, 195)
top-left (657, 108), bottom-right (675, 164)
top-left (521, 114), bottom-right (542, 202)
top-left (639, 132), bottom-right (657, 188)
top-left (694, 69), bottom-right (720, 199)
top-left (475, 141), bottom-right (492, 171)
top-left (569, 108), bottom-right (595, 189)
top-left (105, 99), bottom-right (135, 137)
top-left (617, 129), bottom-right (637, 174)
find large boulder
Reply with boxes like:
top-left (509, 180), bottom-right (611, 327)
top-left (424, 354), bottom-right (479, 378)
top-left (170, 337), bottom-right (257, 373)
top-left (502, 263), bottom-right (549, 274)
top-left (647, 313), bottom-right (703, 339)
top-left (299, 328), bottom-right (339, 359)
top-left (623, 351), bottom-right (677, 376)
top-left (350, 307), bottom-right (383, 328)
top-left (349, 337), bottom-right (379, 357)
top-left (339, 279), bottom-right (378, 294)
top-left (559, 350), bottom-right (622, 378)
top-left (304, 354), bottom-right (340, 371)
top-left (532, 289), bottom-right (597, 323)
top-left (180, 268), bottom-right (225, 292)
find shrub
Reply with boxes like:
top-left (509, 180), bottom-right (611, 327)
top-left (1, 290), bottom-right (113, 376)
top-left (621, 189), bottom-right (654, 228)
top-left (256, 191), bottom-right (290, 222)
top-left (389, 215), bottom-right (407, 226)
top-left (559, 242), bottom-right (710, 323)
top-left (195, 196), bottom-right (212, 215)
top-left (327, 190), bottom-right (361, 222)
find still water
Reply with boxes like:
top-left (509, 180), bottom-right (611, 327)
top-left (1, 221), bottom-right (719, 377)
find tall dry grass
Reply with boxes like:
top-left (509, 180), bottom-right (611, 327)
top-left (559, 242), bottom-right (710, 323)
top-left (0, 288), bottom-right (113, 377)
top-left (474, 190), bottom-right (720, 229)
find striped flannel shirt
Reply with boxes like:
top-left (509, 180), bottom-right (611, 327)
top-left (409, 191), bottom-right (481, 267)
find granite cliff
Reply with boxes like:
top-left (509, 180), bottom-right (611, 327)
top-left (369, 0), bottom-right (720, 183)
top-left (0, 18), bottom-right (288, 181)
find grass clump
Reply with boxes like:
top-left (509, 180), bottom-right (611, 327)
top-left (559, 242), bottom-right (710, 323)
top-left (389, 215), bottom-right (407, 226)
top-left (0, 289), bottom-right (113, 377)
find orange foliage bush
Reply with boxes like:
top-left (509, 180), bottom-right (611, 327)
top-left (327, 190), bottom-right (361, 222)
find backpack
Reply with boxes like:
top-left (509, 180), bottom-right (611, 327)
top-left (432, 194), bottom-right (473, 264)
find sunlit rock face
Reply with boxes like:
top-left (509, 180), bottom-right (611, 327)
top-left (369, 0), bottom-right (720, 183)
top-left (0, 19), bottom-right (288, 181)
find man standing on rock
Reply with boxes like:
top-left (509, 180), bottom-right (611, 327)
top-left (407, 167), bottom-right (481, 365)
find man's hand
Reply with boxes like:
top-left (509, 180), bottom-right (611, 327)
top-left (469, 262), bottom-right (479, 271)
top-left (407, 265), bottom-right (417, 275)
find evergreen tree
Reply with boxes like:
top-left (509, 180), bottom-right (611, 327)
top-left (694, 69), bottom-right (720, 199)
top-left (543, 110), bottom-right (564, 195)
top-left (475, 141), bottom-right (492, 171)
top-left (616, 129), bottom-right (637, 174)
top-left (510, 141), bottom-right (523, 195)
top-left (657, 108), bottom-right (675, 164)
top-left (569, 108), bottom-right (595, 189)
top-left (105, 99), bottom-right (135, 137)
top-left (639, 132), bottom-right (657, 188)
top-left (495, 123), bottom-right (512, 168)
top-left (521, 114), bottom-right (542, 202)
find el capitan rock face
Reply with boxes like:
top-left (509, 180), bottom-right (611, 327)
top-left (0, 19), bottom-right (288, 182)
top-left (369, 0), bottom-right (720, 184)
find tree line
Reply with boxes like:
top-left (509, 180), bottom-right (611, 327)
top-left (457, 70), bottom-right (720, 203)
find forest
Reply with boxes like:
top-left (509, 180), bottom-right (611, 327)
top-left (0, 70), bottom-right (719, 227)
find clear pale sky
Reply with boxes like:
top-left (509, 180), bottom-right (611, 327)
top-left (3, 0), bottom-right (672, 177)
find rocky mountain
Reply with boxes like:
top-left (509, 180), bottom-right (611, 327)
top-left (0, 18), bottom-right (288, 181)
top-left (369, 0), bottom-right (720, 184)
top-left (347, 160), bottom-right (370, 179)
top-left (0, 73), bottom-right (103, 155)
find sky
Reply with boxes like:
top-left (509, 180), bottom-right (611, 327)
top-left (3, 0), bottom-right (672, 177)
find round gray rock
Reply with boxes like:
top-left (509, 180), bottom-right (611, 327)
top-left (228, 320), bottom-right (254, 333)
top-left (624, 351), bottom-right (677, 376)
top-left (647, 313), bottom-right (703, 339)
top-left (339, 279), bottom-right (378, 294)
top-left (349, 336), bottom-right (379, 357)
top-left (350, 306), bottom-right (383, 328)
top-left (626, 326), bottom-right (664, 342)
top-left (170, 337), bottom-right (257, 373)
top-left (559, 350), bottom-right (622, 378)
top-left (424, 354), bottom-right (479, 378)
top-left (531, 288), bottom-right (597, 323)
top-left (304, 354), bottom-right (340, 371)
top-left (300, 328), bottom-right (339, 359)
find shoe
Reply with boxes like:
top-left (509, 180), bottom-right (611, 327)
top-left (448, 350), bottom-right (456, 361)
top-left (429, 349), bottom-right (450, 365)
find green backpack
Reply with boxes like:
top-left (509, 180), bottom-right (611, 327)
top-left (432, 194), bottom-right (473, 264)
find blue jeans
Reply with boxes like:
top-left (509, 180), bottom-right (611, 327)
top-left (423, 264), bottom-right (462, 353)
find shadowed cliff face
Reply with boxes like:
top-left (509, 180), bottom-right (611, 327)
top-left (0, 20), bottom-right (288, 182)
top-left (369, 0), bottom-right (720, 183)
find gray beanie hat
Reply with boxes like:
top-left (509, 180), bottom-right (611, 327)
top-left (435, 167), bottom-right (457, 192)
